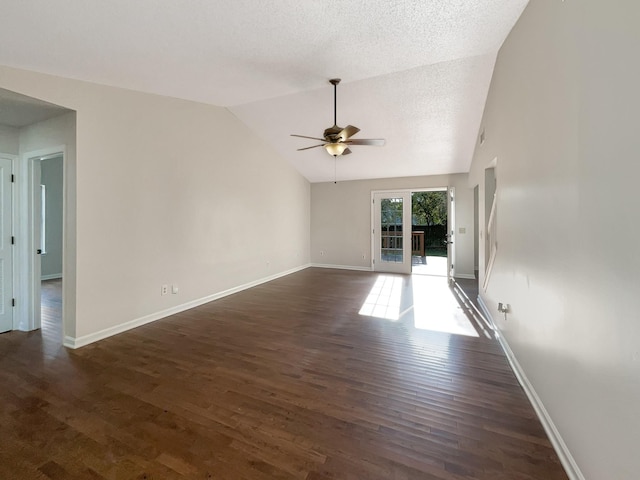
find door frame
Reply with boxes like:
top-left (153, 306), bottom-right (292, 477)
top-left (0, 153), bottom-right (17, 332)
top-left (16, 146), bottom-right (66, 333)
top-left (371, 186), bottom-right (453, 275)
top-left (447, 187), bottom-right (456, 281)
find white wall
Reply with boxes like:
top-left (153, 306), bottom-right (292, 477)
top-left (469, 1), bottom-right (640, 478)
top-left (0, 124), bottom-right (19, 154)
top-left (40, 155), bottom-right (64, 278)
top-left (0, 65), bottom-right (310, 343)
top-left (311, 173), bottom-right (474, 276)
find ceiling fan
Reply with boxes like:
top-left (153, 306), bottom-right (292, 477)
top-left (291, 78), bottom-right (385, 157)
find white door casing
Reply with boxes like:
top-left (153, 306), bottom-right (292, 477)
top-left (31, 158), bottom-right (42, 329)
top-left (0, 155), bottom-right (14, 333)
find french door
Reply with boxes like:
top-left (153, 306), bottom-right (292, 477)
top-left (373, 191), bottom-right (411, 274)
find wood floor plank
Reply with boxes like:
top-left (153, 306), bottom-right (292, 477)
top-left (0, 270), bottom-right (569, 479)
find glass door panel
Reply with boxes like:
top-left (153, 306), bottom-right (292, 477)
top-left (373, 192), bottom-right (411, 274)
top-left (381, 197), bottom-right (404, 263)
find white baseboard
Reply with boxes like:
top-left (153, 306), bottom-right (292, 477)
top-left (42, 273), bottom-right (62, 280)
top-left (64, 264), bottom-right (312, 349)
top-left (454, 273), bottom-right (476, 280)
top-left (476, 296), bottom-right (492, 325)
top-left (477, 295), bottom-right (585, 480)
top-left (310, 263), bottom-right (373, 272)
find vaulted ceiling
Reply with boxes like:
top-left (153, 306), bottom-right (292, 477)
top-left (0, 0), bottom-right (528, 182)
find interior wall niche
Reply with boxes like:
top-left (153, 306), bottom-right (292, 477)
top-left (484, 166), bottom-right (496, 268)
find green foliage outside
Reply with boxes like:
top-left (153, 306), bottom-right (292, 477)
top-left (380, 198), bottom-right (403, 226)
top-left (380, 192), bottom-right (447, 227)
top-left (412, 191), bottom-right (447, 226)
top-left (379, 192), bottom-right (448, 256)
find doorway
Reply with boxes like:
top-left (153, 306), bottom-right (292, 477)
top-left (410, 189), bottom-right (449, 277)
top-left (0, 87), bottom-right (74, 340)
top-left (38, 155), bottom-right (64, 336)
top-left (17, 147), bottom-right (66, 337)
top-left (372, 187), bottom-right (454, 278)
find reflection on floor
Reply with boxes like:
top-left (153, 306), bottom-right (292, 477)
top-left (41, 278), bottom-right (62, 342)
top-left (359, 272), bottom-right (493, 338)
top-left (411, 255), bottom-right (447, 276)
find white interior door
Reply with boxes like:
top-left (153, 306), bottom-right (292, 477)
top-left (373, 191), bottom-right (411, 274)
top-left (447, 187), bottom-right (456, 280)
top-left (0, 156), bottom-right (13, 333)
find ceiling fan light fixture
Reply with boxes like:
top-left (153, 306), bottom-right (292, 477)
top-left (324, 142), bottom-right (347, 156)
top-left (291, 78), bottom-right (385, 158)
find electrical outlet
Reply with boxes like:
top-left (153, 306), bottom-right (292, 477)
top-left (161, 285), bottom-right (168, 296)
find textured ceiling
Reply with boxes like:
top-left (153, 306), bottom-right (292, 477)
top-left (0, 0), bottom-right (529, 182)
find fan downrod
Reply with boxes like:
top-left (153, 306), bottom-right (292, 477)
top-left (329, 78), bottom-right (340, 127)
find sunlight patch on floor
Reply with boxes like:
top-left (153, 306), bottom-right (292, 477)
top-left (412, 275), bottom-right (479, 337)
top-left (359, 274), bottom-right (479, 337)
top-left (358, 275), bottom-right (403, 320)
top-left (411, 255), bottom-right (448, 276)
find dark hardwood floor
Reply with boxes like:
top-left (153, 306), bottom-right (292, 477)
top-left (0, 269), bottom-right (568, 479)
top-left (41, 278), bottom-right (63, 343)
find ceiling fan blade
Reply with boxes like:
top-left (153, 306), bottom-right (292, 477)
top-left (291, 134), bottom-right (327, 142)
top-left (297, 144), bottom-right (325, 151)
top-left (342, 148), bottom-right (352, 155)
top-left (346, 138), bottom-right (386, 146)
top-left (338, 125), bottom-right (360, 141)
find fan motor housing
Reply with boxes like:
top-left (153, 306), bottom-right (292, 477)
top-left (323, 125), bottom-right (343, 141)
